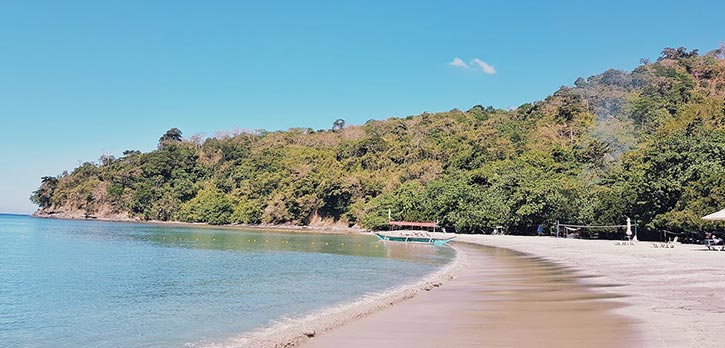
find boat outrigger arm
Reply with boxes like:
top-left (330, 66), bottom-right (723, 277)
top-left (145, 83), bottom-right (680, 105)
top-left (373, 221), bottom-right (456, 246)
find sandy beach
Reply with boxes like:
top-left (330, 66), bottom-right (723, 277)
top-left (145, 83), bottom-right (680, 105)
top-left (456, 235), bottom-right (725, 348)
top-left (301, 235), bottom-right (725, 348)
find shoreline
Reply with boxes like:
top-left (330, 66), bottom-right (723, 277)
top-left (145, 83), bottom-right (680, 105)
top-left (31, 212), bottom-right (367, 235)
top-left (302, 241), bottom-right (640, 348)
top-left (199, 244), bottom-right (468, 348)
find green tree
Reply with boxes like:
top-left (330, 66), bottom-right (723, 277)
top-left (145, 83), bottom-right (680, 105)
top-left (159, 128), bottom-right (183, 148)
top-left (30, 176), bottom-right (59, 208)
top-left (180, 188), bottom-right (235, 225)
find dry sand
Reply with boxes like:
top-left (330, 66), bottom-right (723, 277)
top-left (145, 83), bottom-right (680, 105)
top-left (302, 236), bottom-right (725, 348)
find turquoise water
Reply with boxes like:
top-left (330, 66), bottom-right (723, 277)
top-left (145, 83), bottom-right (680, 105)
top-left (0, 214), bottom-right (453, 348)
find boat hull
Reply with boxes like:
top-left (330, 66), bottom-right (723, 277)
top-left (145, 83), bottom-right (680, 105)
top-left (373, 231), bottom-right (455, 246)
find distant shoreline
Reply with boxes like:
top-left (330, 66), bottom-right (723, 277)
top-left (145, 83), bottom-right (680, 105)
top-left (0, 212), bottom-right (32, 216)
top-left (31, 211), bottom-right (367, 235)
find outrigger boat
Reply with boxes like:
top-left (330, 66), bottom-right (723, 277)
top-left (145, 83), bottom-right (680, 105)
top-left (373, 221), bottom-right (456, 246)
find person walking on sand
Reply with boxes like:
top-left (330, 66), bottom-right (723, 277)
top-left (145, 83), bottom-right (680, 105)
top-left (537, 224), bottom-right (543, 237)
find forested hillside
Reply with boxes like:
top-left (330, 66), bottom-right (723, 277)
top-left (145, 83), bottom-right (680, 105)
top-left (32, 47), bottom-right (725, 238)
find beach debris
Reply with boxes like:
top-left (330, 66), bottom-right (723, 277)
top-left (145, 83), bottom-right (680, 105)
top-left (423, 281), bottom-right (443, 291)
top-left (302, 329), bottom-right (316, 338)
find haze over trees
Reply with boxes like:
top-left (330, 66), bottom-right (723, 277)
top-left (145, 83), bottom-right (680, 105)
top-left (32, 48), bottom-right (725, 238)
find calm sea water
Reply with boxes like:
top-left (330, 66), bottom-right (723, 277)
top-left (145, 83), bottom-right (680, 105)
top-left (0, 214), bottom-right (454, 348)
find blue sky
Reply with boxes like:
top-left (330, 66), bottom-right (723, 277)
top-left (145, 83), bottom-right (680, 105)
top-left (1, 0), bottom-right (723, 214)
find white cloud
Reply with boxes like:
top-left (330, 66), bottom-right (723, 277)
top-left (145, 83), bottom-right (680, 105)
top-left (471, 58), bottom-right (496, 74)
top-left (449, 57), bottom-right (496, 74)
top-left (449, 57), bottom-right (470, 69)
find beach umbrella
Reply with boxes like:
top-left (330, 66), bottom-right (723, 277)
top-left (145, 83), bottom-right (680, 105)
top-left (702, 208), bottom-right (725, 221)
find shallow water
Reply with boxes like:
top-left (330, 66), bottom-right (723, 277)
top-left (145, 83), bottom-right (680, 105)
top-left (0, 215), bottom-right (454, 348)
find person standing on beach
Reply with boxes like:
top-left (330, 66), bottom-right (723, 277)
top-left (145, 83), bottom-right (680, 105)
top-left (537, 224), bottom-right (543, 236)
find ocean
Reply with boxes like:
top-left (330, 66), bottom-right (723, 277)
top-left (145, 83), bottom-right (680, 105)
top-left (0, 214), bottom-right (454, 348)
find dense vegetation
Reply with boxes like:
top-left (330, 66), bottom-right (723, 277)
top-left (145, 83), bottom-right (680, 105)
top-left (32, 48), bottom-right (725, 239)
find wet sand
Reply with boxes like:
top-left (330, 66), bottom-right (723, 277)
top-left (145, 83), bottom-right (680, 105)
top-left (303, 243), bottom-right (639, 348)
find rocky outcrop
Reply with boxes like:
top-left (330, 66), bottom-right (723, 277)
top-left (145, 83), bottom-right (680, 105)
top-left (33, 207), bottom-right (137, 222)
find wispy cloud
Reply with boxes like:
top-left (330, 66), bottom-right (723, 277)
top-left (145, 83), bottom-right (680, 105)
top-left (449, 57), bottom-right (470, 69)
top-left (471, 58), bottom-right (496, 74)
top-left (449, 57), bottom-right (496, 74)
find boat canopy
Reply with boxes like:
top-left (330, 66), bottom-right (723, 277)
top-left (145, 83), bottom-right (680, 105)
top-left (389, 221), bottom-right (439, 228)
